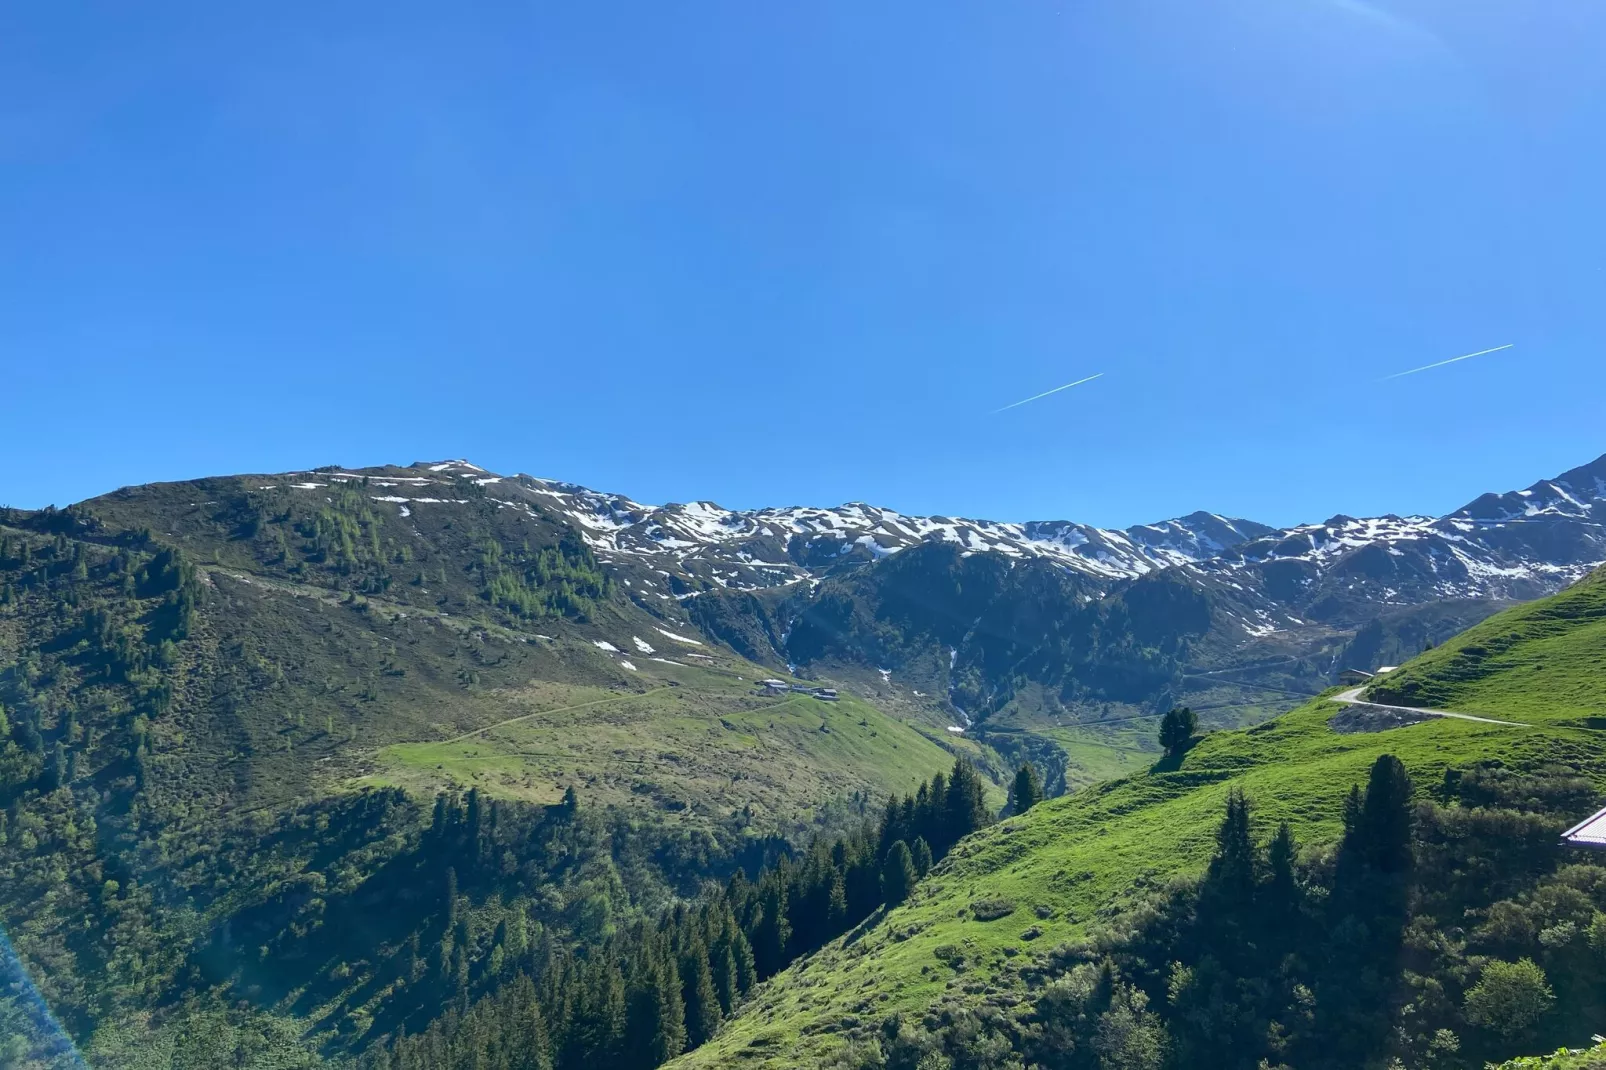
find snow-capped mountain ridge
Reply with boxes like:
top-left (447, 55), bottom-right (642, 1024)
top-left (514, 474), bottom-right (1276, 582)
top-left (294, 456), bottom-right (1604, 614)
top-left (507, 455), bottom-right (1603, 602)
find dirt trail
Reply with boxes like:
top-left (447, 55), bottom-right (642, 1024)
top-left (1332, 686), bottom-right (1527, 727)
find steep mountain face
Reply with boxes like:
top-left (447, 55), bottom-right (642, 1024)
top-left (529, 455), bottom-right (1604, 614)
top-left (0, 463), bottom-right (981, 1062)
top-left (1198, 451), bottom-right (1606, 623)
top-left (527, 475), bottom-right (1276, 587)
top-left (22, 450), bottom-right (1606, 751)
top-left (668, 567), bottom-right (1606, 1070)
top-left (2, 452), bottom-right (1602, 1068)
top-left (144, 453), bottom-right (1600, 733)
top-left (515, 453), bottom-right (1606, 729)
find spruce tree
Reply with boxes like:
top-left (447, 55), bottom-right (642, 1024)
top-left (749, 875), bottom-right (790, 979)
top-left (44, 741), bottom-right (66, 791)
top-left (825, 868), bottom-right (848, 936)
top-left (1354, 753), bottom-right (1414, 875)
top-left (1010, 762), bottom-right (1044, 814)
top-left (1262, 820), bottom-right (1302, 949)
top-left (708, 912), bottom-right (741, 1014)
top-left (505, 973), bottom-right (554, 1070)
top-left (1159, 705), bottom-right (1198, 757)
top-left (1205, 789), bottom-right (1258, 906)
top-left (626, 948), bottom-right (686, 1067)
top-left (911, 836), bottom-right (933, 878)
top-left (678, 936), bottom-right (722, 1048)
top-left (942, 759), bottom-right (991, 850)
top-left (881, 840), bottom-right (918, 907)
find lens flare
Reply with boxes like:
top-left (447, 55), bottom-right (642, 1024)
top-left (0, 924), bottom-right (90, 1069)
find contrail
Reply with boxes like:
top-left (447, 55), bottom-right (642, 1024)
top-left (991, 373), bottom-right (1103, 414)
top-left (1325, 0), bottom-right (1449, 51)
top-left (1378, 344), bottom-right (1513, 382)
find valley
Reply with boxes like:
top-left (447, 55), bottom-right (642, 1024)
top-left (0, 449), bottom-right (1602, 1069)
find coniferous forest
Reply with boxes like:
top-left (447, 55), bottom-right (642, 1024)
top-left (2, 469), bottom-right (1604, 1070)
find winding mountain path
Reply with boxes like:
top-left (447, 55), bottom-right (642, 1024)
top-left (1333, 686), bottom-right (1528, 727)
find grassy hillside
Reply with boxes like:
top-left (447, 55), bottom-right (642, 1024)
top-left (368, 669), bottom-right (976, 819)
top-left (1369, 564), bottom-right (1606, 722)
top-left (0, 467), bottom-right (986, 1063)
top-left (672, 568), bottom-right (1606, 1069)
top-left (1493, 1042), bottom-right (1606, 1070)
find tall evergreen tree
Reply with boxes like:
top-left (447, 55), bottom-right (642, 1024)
top-left (1261, 820), bottom-right (1302, 947)
top-left (881, 840), bottom-right (918, 907)
top-left (1010, 762), bottom-right (1044, 815)
top-left (911, 836), bottom-right (933, 878)
top-left (1352, 754), bottom-right (1414, 876)
top-left (678, 935), bottom-right (722, 1048)
top-left (1159, 705), bottom-right (1198, 757)
top-left (749, 873), bottom-right (790, 979)
top-left (942, 759), bottom-right (991, 851)
top-left (1205, 789), bottom-right (1258, 907)
top-left (625, 945), bottom-right (686, 1067)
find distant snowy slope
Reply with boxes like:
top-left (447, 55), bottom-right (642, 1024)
top-left (517, 476), bottom-right (1273, 586)
top-left (254, 454), bottom-right (1606, 633)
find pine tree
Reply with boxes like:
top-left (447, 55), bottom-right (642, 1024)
top-left (1010, 762), bottom-right (1044, 814)
top-left (941, 759), bottom-right (991, 851)
top-left (881, 840), bottom-right (918, 907)
top-left (825, 868), bottom-right (848, 935)
top-left (678, 936), bottom-right (722, 1048)
top-left (445, 867), bottom-right (459, 931)
top-left (1262, 819), bottom-right (1302, 947)
top-left (504, 973), bottom-right (554, 1070)
top-left (749, 874), bottom-right (790, 979)
top-left (626, 946), bottom-right (686, 1067)
top-left (568, 958), bottom-right (625, 1067)
top-left (1159, 705), bottom-right (1198, 757)
top-left (1354, 753), bottom-right (1414, 875)
top-left (44, 741), bottom-right (66, 791)
top-left (1205, 789), bottom-right (1258, 906)
top-left (1313, 753), bottom-right (1416, 1068)
top-left (466, 787), bottom-right (483, 863)
top-left (911, 836), bottom-right (933, 878)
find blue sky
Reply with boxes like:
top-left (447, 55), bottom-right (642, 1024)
top-left (2, 1), bottom-right (1603, 528)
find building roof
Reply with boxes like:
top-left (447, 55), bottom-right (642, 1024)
top-left (1562, 805), bottom-right (1606, 849)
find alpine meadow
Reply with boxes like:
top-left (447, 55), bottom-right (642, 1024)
top-left (1, 453), bottom-right (1603, 1070)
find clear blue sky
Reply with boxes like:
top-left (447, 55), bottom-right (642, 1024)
top-left (3, 1), bottom-right (1603, 528)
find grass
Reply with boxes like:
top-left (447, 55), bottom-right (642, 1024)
top-left (366, 660), bottom-right (980, 825)
top-left (1037, 724), bottom-right (1153, 790)
top-left (1370, 565), bottom-right (1606, 724)
top-left (1491, 1041), bottom-right (1606, 1069)
top-left (670, 568), bottom-right (1606, 1069)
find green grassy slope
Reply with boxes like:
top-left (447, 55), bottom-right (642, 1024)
top-left (1492, 1042), bottom-right (1606, 1070)
top-left (2, 466), bottom-right (978, 824)
top-left (0, 468), bottom-right (986, 1059)
top-left (672, 568), bottom-right (1606, 1068)
top-left (1369, 564), bottom-right (1606, 722)
top-left (367, 667), bottom-right (978, 820)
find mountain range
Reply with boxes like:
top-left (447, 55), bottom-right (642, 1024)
top-left (72, 449), bottom-right (1600, 791)
top-left (259, 453), bottom-right (1603, 744)
top-left (3, 448), bottom-right (1603, 1068)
